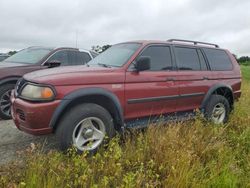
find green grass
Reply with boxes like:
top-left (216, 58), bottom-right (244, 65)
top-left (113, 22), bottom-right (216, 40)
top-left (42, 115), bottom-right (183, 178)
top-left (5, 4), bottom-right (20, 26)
top-left (241, 65), bottom-right (250, 81)
top-left (1, 67), bottom-right (250, 188)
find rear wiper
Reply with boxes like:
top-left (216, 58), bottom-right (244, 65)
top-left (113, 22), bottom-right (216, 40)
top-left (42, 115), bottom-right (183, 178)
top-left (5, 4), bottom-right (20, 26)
top-left (98, 63), bottom-right (112, 68)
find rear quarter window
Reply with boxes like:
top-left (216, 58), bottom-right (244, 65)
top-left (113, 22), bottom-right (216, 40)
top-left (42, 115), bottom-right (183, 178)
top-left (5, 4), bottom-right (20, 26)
top-left (203, 48), bottom-right (233, 71)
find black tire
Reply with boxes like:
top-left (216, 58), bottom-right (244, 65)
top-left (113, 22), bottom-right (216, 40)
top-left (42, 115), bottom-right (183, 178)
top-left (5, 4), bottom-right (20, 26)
top-left (204, 94), bottom-right (230, 124)
top-left (56, 103), bottom-right (116, 154)
top-left (0, 83), bottom-right (15, 120)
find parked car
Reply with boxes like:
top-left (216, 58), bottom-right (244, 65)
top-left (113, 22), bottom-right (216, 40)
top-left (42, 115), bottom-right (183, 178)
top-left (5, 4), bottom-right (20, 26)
top-left (0, 46), bottom-right (97, 119)
top-left (11, 39), bottom-right (241, 153)
top-left (0, 54), bottom-right (10, 62)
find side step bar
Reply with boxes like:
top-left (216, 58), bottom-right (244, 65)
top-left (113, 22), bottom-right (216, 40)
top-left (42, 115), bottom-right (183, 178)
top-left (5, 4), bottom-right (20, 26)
top-left (125, 111), bottom-right (196, 129)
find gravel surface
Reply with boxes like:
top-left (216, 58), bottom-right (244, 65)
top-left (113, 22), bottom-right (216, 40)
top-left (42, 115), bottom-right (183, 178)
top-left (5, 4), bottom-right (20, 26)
top-left (0, 120), bottom-right (56, 165)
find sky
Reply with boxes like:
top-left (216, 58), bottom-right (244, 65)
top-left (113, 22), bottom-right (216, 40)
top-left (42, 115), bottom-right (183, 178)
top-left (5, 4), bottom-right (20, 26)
top-left (0, 0), bottom-right (249, 56)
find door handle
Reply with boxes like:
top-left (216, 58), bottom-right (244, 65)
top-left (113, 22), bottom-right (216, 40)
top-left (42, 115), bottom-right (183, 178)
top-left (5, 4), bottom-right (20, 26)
top-left (203, 76), bottom-right (209, 80)
top-left (166, 77), bottom-right (175, 81)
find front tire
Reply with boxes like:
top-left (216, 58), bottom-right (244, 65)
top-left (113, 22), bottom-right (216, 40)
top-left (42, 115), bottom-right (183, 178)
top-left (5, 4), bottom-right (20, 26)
top-left (204, 94), bottom-right (230, 124)
top-left (0, 84), bottom-right (15, 120)
top-left (56, 103), bottom-right (116, 154)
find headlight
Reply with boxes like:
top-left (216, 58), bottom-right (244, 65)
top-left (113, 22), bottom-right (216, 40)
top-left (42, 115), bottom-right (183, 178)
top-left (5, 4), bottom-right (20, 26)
top-left (21, 84), bottom-right (55, 101)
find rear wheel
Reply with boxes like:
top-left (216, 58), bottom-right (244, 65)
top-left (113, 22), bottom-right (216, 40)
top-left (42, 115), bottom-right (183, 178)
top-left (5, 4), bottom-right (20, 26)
top-left (0, 84), bottom-right (15, 120)
top-left (56, 103), bottom-right (116, 154)
top-left (204, 94), bottom-right (230, 124)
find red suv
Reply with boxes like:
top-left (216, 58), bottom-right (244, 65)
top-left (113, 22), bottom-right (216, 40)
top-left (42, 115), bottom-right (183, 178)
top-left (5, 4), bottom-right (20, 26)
top-left (11, 39), bottom-right (241, 153)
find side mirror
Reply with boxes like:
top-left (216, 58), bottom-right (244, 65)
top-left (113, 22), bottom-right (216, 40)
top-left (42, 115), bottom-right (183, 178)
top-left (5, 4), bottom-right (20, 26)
top-left (44, 60), bottom-right (61, 68)
top-left (135, 56), bottom-right (151, 72)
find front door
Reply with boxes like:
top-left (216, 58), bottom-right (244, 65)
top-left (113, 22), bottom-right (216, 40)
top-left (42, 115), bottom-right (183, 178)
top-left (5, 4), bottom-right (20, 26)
top-left (125, 45), bottom-right (178, 121)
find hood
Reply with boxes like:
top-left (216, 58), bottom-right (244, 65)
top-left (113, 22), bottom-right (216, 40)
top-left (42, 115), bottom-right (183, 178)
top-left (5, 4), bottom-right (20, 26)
top-left (24, 65), bottom-right (125, 85)
top-left (0, 62), bottom-right (27, 68)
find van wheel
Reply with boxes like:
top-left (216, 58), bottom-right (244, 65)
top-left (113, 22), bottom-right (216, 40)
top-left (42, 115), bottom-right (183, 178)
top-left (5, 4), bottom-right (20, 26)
top-left (56, 103), bottom-right (116, 154)
top-left (205, 94), bottom-right (230, 124)
top-left (0, 84), bottom-right (15, 120)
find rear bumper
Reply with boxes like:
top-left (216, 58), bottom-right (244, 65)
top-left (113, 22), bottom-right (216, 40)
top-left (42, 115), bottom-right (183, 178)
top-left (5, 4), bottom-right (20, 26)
top-left (234, 90), bottom-right (241, 101)
top-left (11, 93), bottom-right (61, 135)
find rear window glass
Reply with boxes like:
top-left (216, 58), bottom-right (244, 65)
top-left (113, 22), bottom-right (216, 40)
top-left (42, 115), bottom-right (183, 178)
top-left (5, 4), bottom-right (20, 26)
top-left (203, 48), bottom-right (233, 71)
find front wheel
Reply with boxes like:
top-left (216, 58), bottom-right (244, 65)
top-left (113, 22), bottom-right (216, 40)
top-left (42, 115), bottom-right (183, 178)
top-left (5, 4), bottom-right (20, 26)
top-left (204, 94), bottom-right (230, 124)
top-left (56, 103), bottom-right (116, 154)
top-left (0, 84), bottom-right (15, 120)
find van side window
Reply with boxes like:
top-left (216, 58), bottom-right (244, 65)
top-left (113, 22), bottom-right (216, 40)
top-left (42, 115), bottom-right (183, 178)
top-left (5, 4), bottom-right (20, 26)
top-left (175, 47), bottom-right (201, 70)
top-left (138, 46), bottom-right (173, 71)
top-left (203, 48), bottom-right (233, 71)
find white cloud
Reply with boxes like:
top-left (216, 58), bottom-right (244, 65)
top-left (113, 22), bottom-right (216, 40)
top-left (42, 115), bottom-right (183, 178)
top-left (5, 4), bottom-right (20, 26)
top-left (0, 0), bottom-right (249, 56)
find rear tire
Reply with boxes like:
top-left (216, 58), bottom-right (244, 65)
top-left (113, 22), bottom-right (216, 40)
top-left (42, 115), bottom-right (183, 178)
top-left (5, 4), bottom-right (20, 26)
top-left (204, 94), bottom-right (230, 124)
top-left (56, 103), bottom-right (116, 154)
top-left (0, 84), bottom-right (15, 120)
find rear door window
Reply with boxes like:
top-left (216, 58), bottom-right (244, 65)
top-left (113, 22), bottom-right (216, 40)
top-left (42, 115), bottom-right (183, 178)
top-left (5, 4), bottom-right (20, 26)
top-left (174, 47), bottom-right (201, 70)
top-left (203, 48), bottom-right (233, 71)
top-left (78, 52), bottom-right (92, 64)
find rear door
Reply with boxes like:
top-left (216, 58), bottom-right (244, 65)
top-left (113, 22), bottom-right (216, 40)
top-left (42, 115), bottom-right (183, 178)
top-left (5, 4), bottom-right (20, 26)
top-left (173, 46), bottom-right (211, 111)
top-left (125, 45), bottom-right (179, 120)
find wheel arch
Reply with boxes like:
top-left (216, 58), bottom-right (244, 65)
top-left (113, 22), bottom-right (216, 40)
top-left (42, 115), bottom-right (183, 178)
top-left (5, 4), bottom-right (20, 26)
top-left (201, 84), bottom-right (234, 110)
top-left (0, 77), bottom-right (21, 87)
top-left (50, 88), bottom-right (124, 132)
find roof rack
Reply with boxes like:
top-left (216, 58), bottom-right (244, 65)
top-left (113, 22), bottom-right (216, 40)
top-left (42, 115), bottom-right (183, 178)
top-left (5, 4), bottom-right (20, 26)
top-left (167, 39), bottom-right (219, 48)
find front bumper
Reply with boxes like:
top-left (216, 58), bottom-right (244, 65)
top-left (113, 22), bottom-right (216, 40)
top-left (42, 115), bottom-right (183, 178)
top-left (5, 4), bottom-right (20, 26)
top-left (11, 92), bottom-right (61, 135)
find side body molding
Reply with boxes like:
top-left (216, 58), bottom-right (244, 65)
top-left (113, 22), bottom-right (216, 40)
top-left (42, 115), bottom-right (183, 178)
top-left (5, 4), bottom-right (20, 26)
top-left (200, 84), bottom-right (234, 109)
top-left (49, 88), bottom-right (124, 130)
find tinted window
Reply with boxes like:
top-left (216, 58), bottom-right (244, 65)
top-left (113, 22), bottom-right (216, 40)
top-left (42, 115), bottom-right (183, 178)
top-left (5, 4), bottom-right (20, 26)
top-left (0, 56), bottom-right (8, 62)
top-left (175, 47), bottom-right (200, 70)
top-left (203, 48), bottom-right (233, 71)
top-left (139, 46), bottom-right (172, 71)
top-left (78, 52), bottom-right (91, 64)
top-left (67, 51), bottom-right (78, 65)
top-left (48, 50), bottom-right (69, 66)
top-left (197, 49), bottom-right (208, 70)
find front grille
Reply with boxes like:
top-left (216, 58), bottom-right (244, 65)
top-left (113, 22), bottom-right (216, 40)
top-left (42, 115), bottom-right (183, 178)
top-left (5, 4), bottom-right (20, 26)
top-left (16, 109), bottom-right (25, 121)
top-left (15, 78), bottom-right (27, 96)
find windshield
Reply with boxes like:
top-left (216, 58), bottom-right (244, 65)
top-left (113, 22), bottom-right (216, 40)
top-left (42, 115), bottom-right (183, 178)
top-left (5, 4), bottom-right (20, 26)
top-left (88, 43), bottom-right (141, 67)
top-left (4, 48), bottom-right (53, 64)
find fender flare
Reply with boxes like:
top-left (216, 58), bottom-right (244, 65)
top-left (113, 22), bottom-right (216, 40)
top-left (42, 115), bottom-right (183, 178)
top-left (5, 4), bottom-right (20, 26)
top-left (49, 87), bottom-right (124, 130)
top-left (200, 84), bottom-right (234, 109)
top-left (0, 77), bottom-right (21, 86)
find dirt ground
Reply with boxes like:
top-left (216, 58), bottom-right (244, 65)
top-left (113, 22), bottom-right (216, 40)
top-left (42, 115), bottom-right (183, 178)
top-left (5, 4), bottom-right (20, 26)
top-left (0, 120), bottom-right (56, 165)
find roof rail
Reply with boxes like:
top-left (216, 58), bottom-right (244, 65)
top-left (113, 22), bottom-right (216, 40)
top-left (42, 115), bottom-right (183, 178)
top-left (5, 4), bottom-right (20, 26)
top-left (167, 39), bottom-right (219, 48)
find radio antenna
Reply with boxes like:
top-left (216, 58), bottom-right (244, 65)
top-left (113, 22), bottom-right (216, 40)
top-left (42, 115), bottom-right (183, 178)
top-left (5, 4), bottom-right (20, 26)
top-left (75, 31), bottom-right (78, 48)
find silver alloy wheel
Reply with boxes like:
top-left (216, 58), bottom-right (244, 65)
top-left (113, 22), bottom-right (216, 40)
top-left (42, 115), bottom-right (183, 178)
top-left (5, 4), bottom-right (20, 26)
top-left (211, 103), bottom-right (226, 124)
top-left (0, 90), bottom-right (12, 117)
top-left (72, 117), bottom-right (106, 151)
